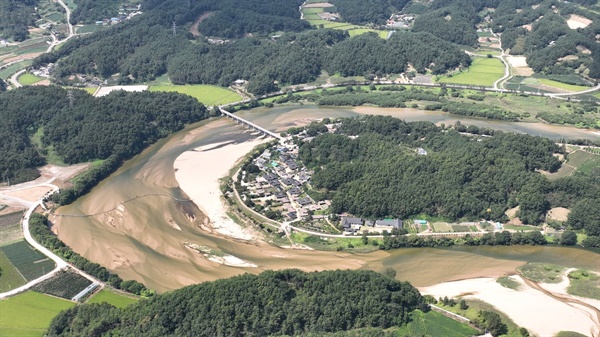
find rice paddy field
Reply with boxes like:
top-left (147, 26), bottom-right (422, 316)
top-left (87, 289), bottom-right (139, 308)
top-left (437, 57), bottom-right (505, 87)
top-left (149, 84), bottom-right (242, 106)
top-left (0, 291), bottom-right (75, 337)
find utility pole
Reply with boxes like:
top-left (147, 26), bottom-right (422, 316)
top-left (67, 90), bottom-right (74, 107)
top-left (172, 21), bottom-right (177, 36)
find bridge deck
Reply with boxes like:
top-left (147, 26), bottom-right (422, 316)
top-left (219, 107), bottom-right (283, 140)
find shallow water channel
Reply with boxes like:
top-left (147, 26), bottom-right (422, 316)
top-left (55, 105), bottom-right (600, 292)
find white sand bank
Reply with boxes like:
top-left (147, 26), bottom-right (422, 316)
top-left (174, 138), bottom-right (268, 240)
top-left (419, 276), bottom-right (599, 337)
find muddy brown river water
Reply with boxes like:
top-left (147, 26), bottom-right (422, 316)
top-left (54, 105), bottom-right (599, 292)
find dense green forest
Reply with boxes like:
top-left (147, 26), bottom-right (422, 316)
top-left (0, 86), bottom-right (206, 185)
top-left (70, 0), bottom-right (123, 24)
top-left (46, 269), bottom-right (424, 336)
top-left (328, 0), bottom-right (410, 25)
top-left (0, 0), bottom-right (39, 41)
top-left (32, 0), bottom-right (469, 94)
top-left (30, 214), bottom-right (154, 296)
top-left (296, 116), bottom-right (600, 246)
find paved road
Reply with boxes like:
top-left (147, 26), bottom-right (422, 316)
top-left (9, 69), bottom-right (26, 88)
top-left (547, 83), bottom-right (600, 97)
top-left (0, 180), bottom-right (101, 299)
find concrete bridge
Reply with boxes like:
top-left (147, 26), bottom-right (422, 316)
top-left (219, 107), bottom-right (283, 141)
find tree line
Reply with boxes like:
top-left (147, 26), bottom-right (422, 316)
top-left (46, 269), bottom-right (424, 336)
top-left (0, 86), bottom-right (207, 186)
top-left (29, 213), bottom-right (155, 296)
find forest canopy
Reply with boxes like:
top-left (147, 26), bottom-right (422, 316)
top-left (46, 269), bottom-right (424, 337)
top-left (297, 116), bottom-right (599, 239)
top-left (0, 86), bottom-right (207, 184)
top-left (0, 0), bottom-right (39, 41)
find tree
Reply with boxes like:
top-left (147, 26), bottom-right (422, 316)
top-left (383, 267), bottom-right (396, 279)
top-left (559, 230), bottom-right (577, 246)
top-left (459, 299), bottom-right (468, 310)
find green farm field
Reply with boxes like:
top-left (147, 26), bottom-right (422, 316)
top-left (437, 57), bottom-right (504, 87)
top-left (395, 310), bottom-right (478, 337)
top-left (18, 73), bottom-right (44, 85)
top-left (0, 251), bottom-right (26, 292)
top-left (538, 79), bottom-right (590, 92)
top-left (149, 85), bottom-right (242, 106)
top-left (0, 291), bottom-right (75, 337)
top-left (87, 289), bottom-right (139, 308)
top-left (0, 60), bottom-right (32, 80)
top-left (0, 240), bottom-right (55, 281)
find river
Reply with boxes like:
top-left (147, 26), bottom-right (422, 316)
top-left (54, 105), bottom-right (600, 292)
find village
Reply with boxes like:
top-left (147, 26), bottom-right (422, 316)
top-left (237, 122), bottom-right (517, 237)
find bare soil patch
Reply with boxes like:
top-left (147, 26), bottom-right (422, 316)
top-left (547, 207), bottom-right (570, 222)
top-left (505, 206), bottom-right (519, 220)
top-left (522, 24), bottom-right (532, 31)
top-left (189, 11), bottom-right (215, 37)
top-left (506, 55), bottom-right (528, 68)
top-left (2, 53), bottom-right (43, 64)
top-left (567, 15), bottom-right (592, 29)
top-left (4, 186), bottom-right (54, 202)
top-left (32, 79), bottom-right (51, 86)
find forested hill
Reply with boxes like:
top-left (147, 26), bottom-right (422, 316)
top-left (70, 0), bottom-right (123, 24)
top-left (0, 86), bottom-right (207, 184)
top-left (0, 0), bottom-right (39, 41)
top-left (33, 0), bottom-right (470, 94)
top-left (46, 270), bottom-right (424, 337)
top-left (296, 116), bottom-right (600, 246)
top-left (329, 0), bottom-right (411, 25)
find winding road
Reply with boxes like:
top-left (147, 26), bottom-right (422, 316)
top-left (0, 180), bottom-right (102, 299)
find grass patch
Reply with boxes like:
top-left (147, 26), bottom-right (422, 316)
top-left (395, 310), bottom-right (478, 337)
top-left (518, 262), bottom-right (565, 283)
top-left (87, 288), bottom-right (139, 308)
top-left (496, 276), bottom-right (521, 290)
top-left (0, 291), bottom-right (75, 337)
top-left (437, 57), bottom-right (505, 87)
top-left (149, 84), bottom-right (242, 106)
top-left (567, 269), bottom-right (600, 300)
top-left (18, 73), bottom-right (44, 85)
top-left (45, 13), bottom-right (64, 22)
top-left (0, 250), bottom-right (27, 292)
top-left (432, 222), bottom-right (453, 232)
top-left (537, 79), bottom-right (589, 92)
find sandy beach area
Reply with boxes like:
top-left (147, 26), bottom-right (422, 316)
top-left (174, 138), bottom-right (268, 241)
top-left (420, 275), bottom-right (599, 337)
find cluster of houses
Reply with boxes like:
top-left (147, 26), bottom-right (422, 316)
top-left (243, 144), bottom-right (330, 221)
top-left (386, 14), bottom-right (415, 28)
top-left (94, 4), bottom-right (142, 26)
top-left (341, 217), bottom-right (403, 233)
top-left (31, 63), bottom-right (54, 78)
